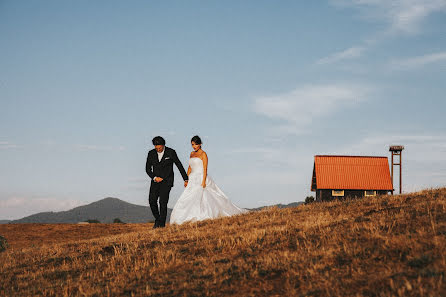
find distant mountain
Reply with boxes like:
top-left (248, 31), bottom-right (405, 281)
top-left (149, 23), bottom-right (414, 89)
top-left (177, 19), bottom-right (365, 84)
top-left (9, 198), bottom-right (172, 224)
top-left (7, 198), bottom-right (303, 224)
top-left (248, 201), bottom-right (304, 211)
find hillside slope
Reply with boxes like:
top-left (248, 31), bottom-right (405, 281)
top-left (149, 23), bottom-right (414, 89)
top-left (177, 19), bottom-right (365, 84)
top-left (1, 188), bottom-right (445, 296)
top-left (9, 197), bottom-right (170, 224)
top-left (248, 201), bottom-right (304, 211)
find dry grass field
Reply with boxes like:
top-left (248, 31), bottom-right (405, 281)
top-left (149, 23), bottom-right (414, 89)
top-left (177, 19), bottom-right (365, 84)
top-left (1, 188), bottom-right (445, 296)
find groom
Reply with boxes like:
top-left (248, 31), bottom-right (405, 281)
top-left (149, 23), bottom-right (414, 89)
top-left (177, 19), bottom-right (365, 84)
top-left (146, 136), bottom-right (189, 228)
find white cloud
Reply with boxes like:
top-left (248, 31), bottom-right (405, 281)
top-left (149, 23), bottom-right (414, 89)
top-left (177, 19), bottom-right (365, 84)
top-left (253, 84), bottom-right (369, 134)
top-left (0, 141), bottom-right (22, 150)
top-left (0, 196), bottom-right (85, 220)
top-left (333, 0), bottom-right (446, 34)
top-left (218, 170), bottom-right (302, 188)
top-left (317, 46), bottom-right (365, 65)
top-left (320, 1), bottom-right (446, 64)
top-left (387, 0), bottom-right (446, 34)
top-left (391, 51), bottom-right (446, 68)
top-left (228, 147), bottom-right (275, 154)
top-left (216, 169), bottom-right (308, 207)
top-left (345, 134), bottom-right (446, 163)
top-left (337, 132), bottom-right (446, 192)
top-left (76, 144), bottom-right (125, 152)
top-left (342, 134), bottom-right (446, 153)
top-left (125, 177), bottom-right (150, 191)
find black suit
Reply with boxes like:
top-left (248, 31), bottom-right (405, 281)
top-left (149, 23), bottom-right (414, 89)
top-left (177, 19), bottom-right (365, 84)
top-left (145, 147), bottom-right (188, 226)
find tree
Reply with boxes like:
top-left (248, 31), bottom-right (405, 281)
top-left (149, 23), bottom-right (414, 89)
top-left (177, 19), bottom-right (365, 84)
top-left (305, 196), bottom-right (315, 204)
top-left (113, 218), bottom-right (125, 224)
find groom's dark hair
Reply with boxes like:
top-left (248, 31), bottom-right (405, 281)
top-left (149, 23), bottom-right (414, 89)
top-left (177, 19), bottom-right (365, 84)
top-left (152, 136), bottom-right (165, 146)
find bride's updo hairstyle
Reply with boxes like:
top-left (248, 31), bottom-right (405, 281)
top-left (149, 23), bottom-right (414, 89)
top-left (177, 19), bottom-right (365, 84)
top-left (191, 135), bottom-right (202, 145)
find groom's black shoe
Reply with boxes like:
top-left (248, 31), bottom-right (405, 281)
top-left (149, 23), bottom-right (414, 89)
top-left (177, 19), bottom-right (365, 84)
top-left (152, 220), bottom-right (160, 229)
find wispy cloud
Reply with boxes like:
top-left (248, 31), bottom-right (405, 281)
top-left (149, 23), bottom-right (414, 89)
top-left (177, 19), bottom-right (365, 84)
top-left (391, 51), bottom-right (446, 68)
top-left (334, 0), bottom-right (446, 34)
top-left (228, 147), bottom-right (275, 154)
top-left (253, 84), bottom-right (370, 135)
top-left (317, 46), bottom-right (366, 65)
top-left (342, 133), bottom-right (446, 161)
top-left (125, 177), bottom-right (150, 191)
top-left (0, 196), bottom-right (85, 220)
top-left (319, 0), bottom-right (446, 64)
top-left (0, 141), bottom-right (23, 150)
top-left (76, 144), bottom-right (125, 152)
top-left (336, 132), bottom-right (446, 192)
top-left (384, 0), bottom-right (446, 34)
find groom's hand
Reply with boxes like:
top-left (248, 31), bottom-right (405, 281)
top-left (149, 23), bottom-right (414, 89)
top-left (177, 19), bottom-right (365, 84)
top-left (184, 180), bottom-right (188, 187)
top-left (154, 177), bottom-right (163, 183)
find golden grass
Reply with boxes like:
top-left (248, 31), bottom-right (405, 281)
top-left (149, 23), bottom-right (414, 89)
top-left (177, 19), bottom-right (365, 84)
top-left (1, 188), bottom-right (445, 296)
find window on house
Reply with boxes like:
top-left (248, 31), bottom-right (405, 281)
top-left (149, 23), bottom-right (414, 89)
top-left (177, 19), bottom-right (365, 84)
top-left (365, 190), bottom-right (376, 196)
top-left (332, 190), bottom-right (344, 196)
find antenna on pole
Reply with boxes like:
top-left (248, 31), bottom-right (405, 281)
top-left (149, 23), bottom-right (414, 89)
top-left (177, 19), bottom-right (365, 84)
top-left (389, 145), bottom-right (404, 194)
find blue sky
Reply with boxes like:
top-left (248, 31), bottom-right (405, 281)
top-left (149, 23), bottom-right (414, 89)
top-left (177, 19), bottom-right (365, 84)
top-left (1, 0), bottom-right (446, 220)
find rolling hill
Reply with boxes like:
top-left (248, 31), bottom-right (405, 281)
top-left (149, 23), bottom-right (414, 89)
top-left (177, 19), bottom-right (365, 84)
top-left (8, 198), bottom-right (168, 224)
top-left (5, 198), bottom-right (303, 224)
top-left (248, 201), bottom-right (304, 211)
top-left (0, 188), bottom-right (444, 296)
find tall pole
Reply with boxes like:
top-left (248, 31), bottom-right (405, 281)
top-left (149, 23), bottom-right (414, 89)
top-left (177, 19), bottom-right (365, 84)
top-left (391, 152), bottom-right (394, 194)
top-left (399, 151), bottom-right (402, 194)
top-left (389, 146), bottom-right (404, 195)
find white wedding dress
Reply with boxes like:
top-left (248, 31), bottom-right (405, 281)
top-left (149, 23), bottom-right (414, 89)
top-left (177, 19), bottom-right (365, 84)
top-left (170, 157), bottom-right (247, 225)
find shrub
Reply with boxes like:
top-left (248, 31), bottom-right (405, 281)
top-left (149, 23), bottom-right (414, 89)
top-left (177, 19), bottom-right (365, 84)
top-left (113, 218), bottom-right (125, 224)
top-left (0, 235), bottom-right (8, 252)
top-left (305, 196), bottom-right (315, 204)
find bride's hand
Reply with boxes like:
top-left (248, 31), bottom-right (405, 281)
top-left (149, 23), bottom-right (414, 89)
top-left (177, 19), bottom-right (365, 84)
top-left (201, 181), bottom-right (206, 188)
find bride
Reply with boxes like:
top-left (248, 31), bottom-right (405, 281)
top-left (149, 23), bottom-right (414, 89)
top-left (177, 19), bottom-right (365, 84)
top-left (170, 135), bottom-right (247, 225)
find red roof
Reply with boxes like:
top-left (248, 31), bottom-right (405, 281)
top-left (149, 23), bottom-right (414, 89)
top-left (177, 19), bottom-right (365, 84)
top-left (311, 155), bottom-right (393, 191)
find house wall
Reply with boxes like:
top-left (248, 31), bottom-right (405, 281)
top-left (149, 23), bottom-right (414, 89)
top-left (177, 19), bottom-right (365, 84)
top-left (316, 189), bottom-right (390, 201)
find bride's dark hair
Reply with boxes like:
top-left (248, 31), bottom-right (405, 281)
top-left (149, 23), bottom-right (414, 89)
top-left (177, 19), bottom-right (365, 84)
top-left (191, 135), bottom-right (202, 145)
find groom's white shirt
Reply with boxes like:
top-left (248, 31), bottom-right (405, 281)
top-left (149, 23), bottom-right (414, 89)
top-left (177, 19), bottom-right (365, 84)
top-left (154, 148), bottom-right (165, 181)
top-left (157, 149), bottom-right (165, 162)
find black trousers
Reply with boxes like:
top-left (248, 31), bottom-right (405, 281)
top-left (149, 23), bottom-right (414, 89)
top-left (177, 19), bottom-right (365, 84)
top-left (149, 182), bottom-right (172, 226)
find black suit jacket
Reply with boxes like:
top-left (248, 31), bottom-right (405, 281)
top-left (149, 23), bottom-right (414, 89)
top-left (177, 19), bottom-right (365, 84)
top-left (145, 147), bottom-right (188, 187)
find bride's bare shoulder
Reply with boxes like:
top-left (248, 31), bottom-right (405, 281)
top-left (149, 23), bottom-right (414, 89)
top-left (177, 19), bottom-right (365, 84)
top-left (200, 151), bottom-right (208, 160)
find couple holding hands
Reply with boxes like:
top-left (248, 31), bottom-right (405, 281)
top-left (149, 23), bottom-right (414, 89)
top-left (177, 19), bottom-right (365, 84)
top-left (145, 135), bottom-right (247, 228)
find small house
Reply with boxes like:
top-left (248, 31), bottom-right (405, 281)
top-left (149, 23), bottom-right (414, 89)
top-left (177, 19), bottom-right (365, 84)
top-left (311, 155), bottom-right (393, 201)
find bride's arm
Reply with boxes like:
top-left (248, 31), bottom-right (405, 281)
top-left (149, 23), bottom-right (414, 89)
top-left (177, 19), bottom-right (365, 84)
top-left (201, 152), bottom-right (208, 188)
top-left (187, 152), bottom-right (192, 176)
